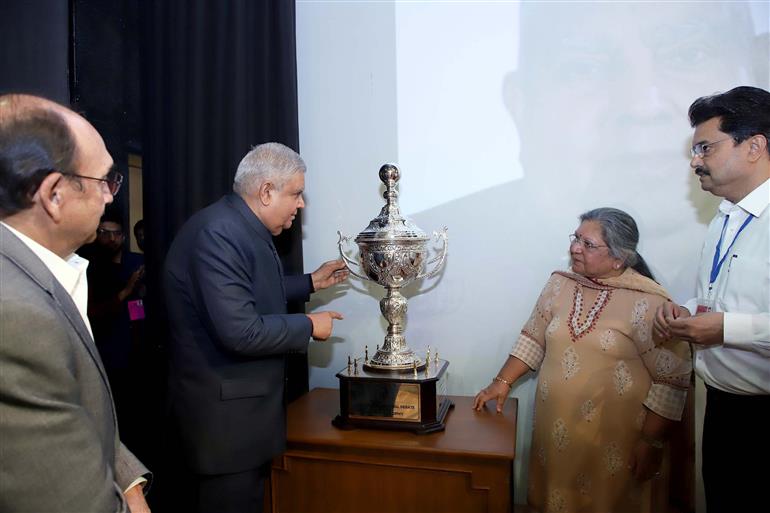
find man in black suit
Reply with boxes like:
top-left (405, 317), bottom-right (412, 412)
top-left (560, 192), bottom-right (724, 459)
top-left (164, 142), bottom-right (347, 513)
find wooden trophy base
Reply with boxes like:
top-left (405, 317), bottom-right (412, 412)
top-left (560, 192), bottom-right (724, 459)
top-left (333, 359), bottom-right (453, 434)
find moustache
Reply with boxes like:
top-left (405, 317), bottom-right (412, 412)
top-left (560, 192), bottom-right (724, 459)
top-left (695, 167), bottom-right (710, 177)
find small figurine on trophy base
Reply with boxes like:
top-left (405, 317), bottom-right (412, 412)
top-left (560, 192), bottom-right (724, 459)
top-left (333, 358), bottom-right (453, 434)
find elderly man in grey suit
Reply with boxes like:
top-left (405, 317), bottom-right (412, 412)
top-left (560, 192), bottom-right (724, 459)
top-left (0, 94), bottom-right (150, 512)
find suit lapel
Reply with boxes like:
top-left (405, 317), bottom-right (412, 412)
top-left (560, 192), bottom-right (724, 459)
top-left (0, 225), bottom-right (117, 410)
top-left (225, 194), bottom-right (287, 299)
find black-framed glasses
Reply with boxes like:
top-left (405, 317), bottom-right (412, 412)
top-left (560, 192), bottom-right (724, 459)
top-left (569, 233), bottom-right (607, 251)
top-left (62, 171), bottom-right (123, 195)
top-left (690, 137), bottom-right (733, 159)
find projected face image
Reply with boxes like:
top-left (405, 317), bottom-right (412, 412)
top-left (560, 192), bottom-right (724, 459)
top-left (506, 2), bottom-right (765, 216)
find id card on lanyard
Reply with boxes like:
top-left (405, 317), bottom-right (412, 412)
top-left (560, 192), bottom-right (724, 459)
top-left (697, 213), bottom-right (753, 313)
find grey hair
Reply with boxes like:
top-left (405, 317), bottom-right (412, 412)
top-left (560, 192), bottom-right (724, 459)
top-left (233, 142), bottom-right (306, 195)
top-left (579, 207), bottom-right (656, 281)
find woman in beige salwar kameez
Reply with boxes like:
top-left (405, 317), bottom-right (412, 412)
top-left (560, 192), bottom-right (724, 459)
top-left (474, 208), bottom-right (692, 513)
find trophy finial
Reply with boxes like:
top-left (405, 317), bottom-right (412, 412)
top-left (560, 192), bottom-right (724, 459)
top-left (379, 163), bottom-right (400, 185)
top-left (379, 163), bottom-right (401, 212)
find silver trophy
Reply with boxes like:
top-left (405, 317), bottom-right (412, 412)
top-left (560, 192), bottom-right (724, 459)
top-left (338, 163), bottom-right (448, 371)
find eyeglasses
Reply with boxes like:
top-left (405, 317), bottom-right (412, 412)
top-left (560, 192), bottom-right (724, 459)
top-left (569, 233), bottom-right (607, 251)
top-left (62, 171), bottom-right (123, 195)
top-left (690, 137), bottom-right (733, 159)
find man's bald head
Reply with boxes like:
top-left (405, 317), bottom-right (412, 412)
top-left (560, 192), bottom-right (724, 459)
top-left (0, 94), bottom-right (79, 218)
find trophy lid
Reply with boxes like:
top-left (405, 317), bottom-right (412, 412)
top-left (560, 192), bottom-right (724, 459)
top-left (354, 164), bottom-right (428, 243)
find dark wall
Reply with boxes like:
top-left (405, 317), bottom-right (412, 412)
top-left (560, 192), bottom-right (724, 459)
top-left (0, 0), bottom-right (70, 102)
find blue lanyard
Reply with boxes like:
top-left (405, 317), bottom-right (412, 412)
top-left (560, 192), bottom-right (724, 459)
top-left (709, 214), bottom-right (753, 286)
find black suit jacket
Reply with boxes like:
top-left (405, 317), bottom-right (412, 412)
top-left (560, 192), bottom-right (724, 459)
top-left (164, 194), bottom-right (313, 474)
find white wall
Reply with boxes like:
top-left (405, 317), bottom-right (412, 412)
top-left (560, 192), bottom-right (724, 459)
top-left (296, 0), bottom-right (769, 506)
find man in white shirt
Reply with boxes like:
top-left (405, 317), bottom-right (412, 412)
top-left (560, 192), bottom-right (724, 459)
top-left (654, 86), bottom-right (770, 513)
top-left (0, 94), bottom-right (150, 512)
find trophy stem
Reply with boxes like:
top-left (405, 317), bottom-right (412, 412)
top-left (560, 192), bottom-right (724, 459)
top-left (365, 287), bottom-right (423, 371)
top-left (382, 287), bottom-right (406, 352)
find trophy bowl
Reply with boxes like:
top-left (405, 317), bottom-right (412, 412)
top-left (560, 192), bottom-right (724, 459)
top-left (357, 239), bottom-right (426, 288)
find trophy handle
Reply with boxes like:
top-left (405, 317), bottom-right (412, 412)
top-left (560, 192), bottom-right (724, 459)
top-left (417, 227), bottom-right (448, 279)
top-left (337, 231), bottom-right (372, 281)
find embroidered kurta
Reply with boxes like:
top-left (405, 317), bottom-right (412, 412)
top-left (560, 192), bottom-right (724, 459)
top-left (512, 269), bottom-right (691, 513)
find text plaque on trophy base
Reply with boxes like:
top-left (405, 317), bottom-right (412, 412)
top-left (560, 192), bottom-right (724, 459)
top-left (333, 360), bottom-right (453, 434)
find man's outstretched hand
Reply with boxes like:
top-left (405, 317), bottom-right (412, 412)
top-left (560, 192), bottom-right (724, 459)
top-left (311, 259), bottom-right (349, 291)
top-left (307, 311), bottom-right (344, 340)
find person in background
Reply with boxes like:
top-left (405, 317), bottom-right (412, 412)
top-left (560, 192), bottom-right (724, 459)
top-left (86, 211), bottom-right (146, 451)
top-left (474, 207), bottom-right (691, 513)
top-left (654, 86), bottom-right (769, 513)
top-left (164, 142), bottom-right (348, 513)
top-left (133, 218), bottom-right (145, 252)
top-left (0, 93), bottom-right (151, 512)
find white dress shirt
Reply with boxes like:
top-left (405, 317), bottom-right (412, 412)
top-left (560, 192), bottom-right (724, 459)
top-left (683, 179), bottom-right (770, 395)
top-left (1, 222), bottom-right (93, 337)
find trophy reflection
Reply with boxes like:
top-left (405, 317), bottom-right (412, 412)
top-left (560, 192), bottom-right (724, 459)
top-left (333, 163), bottom-right (452, 433)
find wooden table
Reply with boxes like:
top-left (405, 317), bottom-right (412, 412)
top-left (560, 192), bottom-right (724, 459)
top-left (270, 387), bottom-right (517, 513)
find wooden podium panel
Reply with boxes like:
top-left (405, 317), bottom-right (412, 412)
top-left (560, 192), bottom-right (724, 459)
top-left (270, 387), bottom-right (517, 513)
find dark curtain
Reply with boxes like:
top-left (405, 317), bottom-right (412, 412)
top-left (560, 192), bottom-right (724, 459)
top-left (0, 0), bottom-right (69, 102)
top-left (69, 0), bottom-right (138, 235)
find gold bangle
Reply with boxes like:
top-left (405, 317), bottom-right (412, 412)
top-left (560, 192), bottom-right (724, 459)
top-left (494, 376), bottom-right (513, 388)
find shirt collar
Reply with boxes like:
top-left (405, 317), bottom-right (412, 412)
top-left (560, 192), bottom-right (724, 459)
top-left (719, 178), bottom-right (770, 218)
top-left (0, 222), bottom-right (89, 295)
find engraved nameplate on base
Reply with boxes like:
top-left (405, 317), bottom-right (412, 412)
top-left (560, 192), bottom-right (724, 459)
top-left (333, 359), bottom-right (453, 434)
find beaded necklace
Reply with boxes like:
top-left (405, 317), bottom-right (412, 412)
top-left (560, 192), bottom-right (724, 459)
top-left (568, 284), bottom-right (612, 341)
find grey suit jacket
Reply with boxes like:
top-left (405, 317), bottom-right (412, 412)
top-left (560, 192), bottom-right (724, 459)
top-left (0, 224), bottom-right (149, 512)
